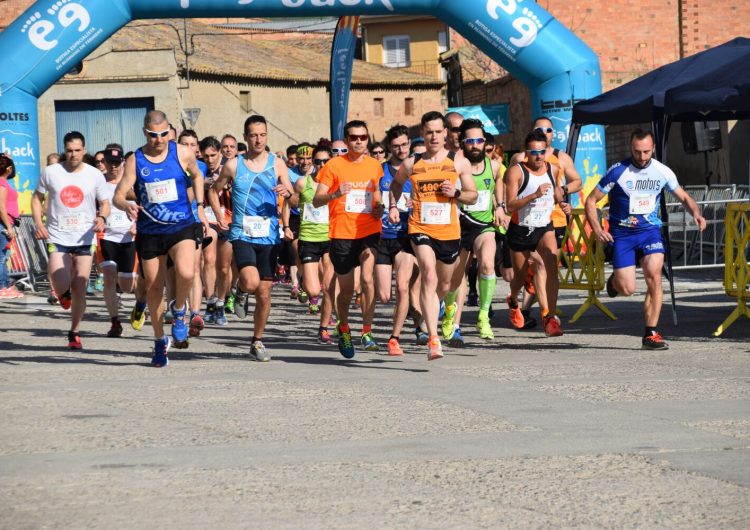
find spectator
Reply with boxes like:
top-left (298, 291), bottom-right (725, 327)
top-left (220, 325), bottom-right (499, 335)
top-left (0, 153), bottom-right (23, 298)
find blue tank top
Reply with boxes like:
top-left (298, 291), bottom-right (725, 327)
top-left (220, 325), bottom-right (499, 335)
top-left (229, 153), bottom-right (280, 245)
top-left (380, 161), bottom-right (411, 239)
top-left (134, 141), bottom-right (197, 235)
top-left (288, 167), bottom-right (306, 216)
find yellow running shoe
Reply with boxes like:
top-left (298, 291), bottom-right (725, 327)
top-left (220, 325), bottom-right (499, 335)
top-left (441, 303), bottom-right (456, 340)
top-left (477, 316), bottom-right (494, 340)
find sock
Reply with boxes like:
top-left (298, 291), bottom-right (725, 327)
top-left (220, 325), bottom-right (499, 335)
top-left (338, 323), bottom-right (350, 333)
top-left (478, 274), bottom-right (496, 318)
top-left (541, 308), bottom-right (550, 319)
top-left (644, 326), bottom-right (657, 337)
top-left (110, 316), bottom-right (120, 324)
top-left (216, 300), bottom-right (224, 308)
top-left (444, 289), bottom-right (458, 308)
top-left (172, 302), bottom-right (186, 317)
top-left (252, 336), bottom-right (261, 343)
top-left (362, 324), bottom-right (372, 335)
top-left (207, 295), bottom-right (217, 305)
top-left (507, 295), bottom-right (519, 308)
top-left (390, 335), bottom-right (399, 342)
top-left (310, 295), bottom-right (320, 305)
top-left (319, 326), bottom-right (327, 333)
top-left (68, 330), bottom-right (78, 340)
top-left (135, 300), bottom-right (147, 311)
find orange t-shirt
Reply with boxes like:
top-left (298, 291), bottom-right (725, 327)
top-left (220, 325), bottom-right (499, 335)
top-left (317, 155), bottom-right (383, 240)
top-left (408, 153), bottom-right (460, 240)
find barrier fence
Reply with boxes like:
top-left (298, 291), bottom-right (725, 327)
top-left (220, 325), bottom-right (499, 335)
top-left (713, 202), bottom-right (750, 336)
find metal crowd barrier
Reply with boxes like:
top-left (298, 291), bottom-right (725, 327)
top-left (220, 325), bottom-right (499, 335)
top-left (7, 215), bottom-right (49, 292)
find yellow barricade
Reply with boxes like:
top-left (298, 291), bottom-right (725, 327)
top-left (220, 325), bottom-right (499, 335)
top-left (558, 209), bottom-right (617, 323)
top-left (713, 202), bottom-right (750, 336)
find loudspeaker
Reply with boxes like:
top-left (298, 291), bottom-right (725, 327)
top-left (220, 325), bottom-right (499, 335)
top-left (681, 121), bottom-right (722, 153)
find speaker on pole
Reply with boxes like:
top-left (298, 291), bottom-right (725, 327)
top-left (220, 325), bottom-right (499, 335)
top-left (681, 121), bottom-right (722, 154)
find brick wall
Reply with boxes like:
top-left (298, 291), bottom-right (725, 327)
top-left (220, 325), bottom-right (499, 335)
top-left (0, 0), bottom-right (33, 30)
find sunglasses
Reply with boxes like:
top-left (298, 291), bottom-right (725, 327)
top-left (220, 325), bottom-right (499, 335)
top-left (313, 158), bottom-right (330, 166)
top-left (535, 127), bottom-right (553, 134)
top-left (450, 126), bottom-right (462, 133)
top-left (462, 137), bottom-right (485, 146)
top-left (347, 134), bottom-right (368, 142)
top-left (331, 148), bottom-right (348, 154)
top-left (371, 150), bottom-right (385, 155)
top-left (527, 149), bottom-right (546, 156)
top-left (484, 147), bottom-right (495, 153)
top-left (145, 129), bottom-right (170, 138)
top-left (95, 159), bottom-right (106, 165)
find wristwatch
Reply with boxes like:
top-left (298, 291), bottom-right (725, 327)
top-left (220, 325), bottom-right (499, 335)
top-left (454, 188), bottom-right (461, 199)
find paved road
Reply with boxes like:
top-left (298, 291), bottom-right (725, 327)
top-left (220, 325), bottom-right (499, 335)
top-left (0, 273), bottom-right (748, 528)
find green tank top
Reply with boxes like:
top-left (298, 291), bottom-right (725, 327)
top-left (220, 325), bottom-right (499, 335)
top-left (299, 174), bottom-right (330, 242)
top-left (461, 156), bottom-right (495, 224)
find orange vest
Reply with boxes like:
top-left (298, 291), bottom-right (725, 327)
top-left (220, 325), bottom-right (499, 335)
top-left (408, 152), bottom-right (460, 240)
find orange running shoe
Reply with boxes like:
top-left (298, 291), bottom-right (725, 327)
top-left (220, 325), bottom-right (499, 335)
top-left (427, 336), bottom-right (443, 361)
top-left (387, 338), bottom-right (404, 356)
top-left (507, 294), bottom-right (525, 329)
top-left (543, 314), bottom-right (564, 337)
top-left (58, 289), bottom-right (72, 310)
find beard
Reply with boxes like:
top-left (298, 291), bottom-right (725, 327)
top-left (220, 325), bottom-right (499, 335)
top-left (464, 148), bottom-right (485, 164)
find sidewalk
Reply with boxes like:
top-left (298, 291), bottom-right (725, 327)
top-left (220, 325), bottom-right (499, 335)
top-left (0, 275), bottom-right (748, 528)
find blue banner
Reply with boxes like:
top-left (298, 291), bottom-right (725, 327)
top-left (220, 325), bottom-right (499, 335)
top-left (329, 16), bottom-right (360, 141)
top-left (447, 104), bottom-right (510, 135)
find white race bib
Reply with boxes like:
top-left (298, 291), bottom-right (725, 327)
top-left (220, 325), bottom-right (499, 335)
top-left (629, 193), bottom-right (657, 215)
top-left (204, 206), bottom-right (217, 223)
top-left (420, 202), bottom-right (451, 225)
top-left (59, 212), bottom-right (85, 232)
top-left (302, 203), bottom-right (329, 224)
top-left (107, 210), bottom-right (131, 229)
top-left (383, 192), bottom-right (410, 213)
top-left (145, 179), bottom-right (178, 204)
top-left (345, 190), bottom-right (372, 214)
top-left (464, 189), bottom-right (491, 212)
top-left (242, 216), bottom-right (271, 238)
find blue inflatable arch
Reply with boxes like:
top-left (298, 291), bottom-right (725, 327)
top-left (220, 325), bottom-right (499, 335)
top-left (0, 0), bottom-right (605, 205)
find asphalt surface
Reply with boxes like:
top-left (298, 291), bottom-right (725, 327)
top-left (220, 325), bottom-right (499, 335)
top-left (0, 271), bottom-right (748, 528)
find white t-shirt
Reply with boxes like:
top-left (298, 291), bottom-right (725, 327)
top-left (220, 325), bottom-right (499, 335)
top-left (101, 181), bottom-right (135, 244)
top-left (36, 163), bottom-right (109, 246)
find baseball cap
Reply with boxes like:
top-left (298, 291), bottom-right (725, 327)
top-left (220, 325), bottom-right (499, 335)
top-left (104, 146), bottom-right (124, 164)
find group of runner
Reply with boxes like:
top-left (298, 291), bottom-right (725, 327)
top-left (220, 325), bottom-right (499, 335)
top-left (30, 107), bottom-right (706, 367)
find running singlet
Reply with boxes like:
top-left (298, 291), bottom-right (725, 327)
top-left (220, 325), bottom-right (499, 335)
top-left (546, 150), bottom-right (568, 229)
top-left (512, 162), bottom-right (556, 228)
top-left (408, 152), bottom-right (459, 240)
top-left (299, 174), bottom-right (329, 243)
top-left (317, 155), bottom-right (383, 240)
top-left (597, 157), bottom-right (679, 231)
top-left (229, 153), bottom-right (281, 246)
top-left (102, 181), bottom-right (134, 243)
top-left (380, 162), bottom-right (411, 239)
top-left (134, 141), bottom-right (197, 235)
top-left (288, 167), bottom-right (306, 216)
top-left (461, 156), bottom-right (495, 225)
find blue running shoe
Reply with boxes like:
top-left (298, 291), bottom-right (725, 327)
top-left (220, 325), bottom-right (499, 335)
top-left (415, 329), bottom-right (429, 346)
top-left (438, 300), bottom-right (446, 320)
top-left (152, 336), bottom-right (170, 367)
top-left (448, 327), bottom-right (465, 348)
top-left (337, 325), bottom-right (355, 359)
top-left (170, 301), bottom-right (189, 348)
top-left (360, 332), bottom-right (379, 352)
top-left (214, 304), bottom-right (228, 326)
top-left (203, 303), bottom-right (216, 324)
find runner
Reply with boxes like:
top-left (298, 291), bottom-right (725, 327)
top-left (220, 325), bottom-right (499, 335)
top-left (283, 143), bottom-right (314, 303)
top-left (504, 130), bottom-right (565, 337)
top-left (113, 110), bottom-right (209, 367)
top-left (585, 129), bottom-right (706, 349)
top-left (389, 111), bottom-right (478, 360)
top-left (209, 114), bottom-right (294, 361)
top-left (445, 119), bottom-right (509, 341)
top-left (96, 144), bottom-right (138, 338)
top-left (31, 131), bottom-right (110, 349)
top-left (375, 124), bottom-right (425, 355)
top-left (313, 120), bottom-right (384, 358)
top-left (220, 134), bottom-right (238, 161)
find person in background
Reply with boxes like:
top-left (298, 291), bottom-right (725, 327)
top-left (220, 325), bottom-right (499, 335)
top-left (46, 153), bottom-right (60, 166)
top-left (0, 153), bottom-right (23, 299)
top-left (369, 142), bottom-right (386, 162)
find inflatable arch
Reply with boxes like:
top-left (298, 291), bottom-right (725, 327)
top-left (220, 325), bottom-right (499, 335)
top-left (0, 0), bottom-right (605, 209)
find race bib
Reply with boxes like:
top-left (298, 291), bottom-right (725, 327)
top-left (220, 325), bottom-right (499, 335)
top-left (383, 192), bottom-right (410, 213)
top-left (59, 212), bottom-right (85, 232)
top-left (242, 216), bottom-right (271, 238)
top-left (464, 190), bottom-right (491, 212)
top-left (107, 210), bottom-right (131, 229)
top-left (302, 203), bottom-right (329, 224)
top-left (345, 190), bottom-right (372, 214)
top-left (145, 179), bottom-right (178, 204)
top-left (629, 193), bottom-right (657, 215)
top-left (204, 206), bottom-right (217, 223)
top-left (421, 202), bottom-right (451, 225)
top-left (521, 198), bottom-right (553, 228)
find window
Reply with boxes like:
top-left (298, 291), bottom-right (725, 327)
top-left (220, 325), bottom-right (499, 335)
top-left (404, 97), bottom-right (414, 116)
top-left (383, 35), bottom-right (410, 68)
top-left (374, 98), bottom-right (384, 117)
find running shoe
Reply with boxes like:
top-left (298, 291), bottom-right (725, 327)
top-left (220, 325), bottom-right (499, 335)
top-left (361, 332), bottom-right (379, 352)
top-left (234, 290), bottom-right (249, 319)
top-left (329, 315), bottom-right (337, 327)
top-left (427, 336), bottom-right (444, 361)
top-left (67, 331), bottom-right (82, 350)
top-left (507, 294), bottom-right (525, 329)
top-left (441, 303), bottom-right (456, 340)
top-left (642, 331), bottom-right (668, 350)
top-left (337, 325), bottom-right (355, 359)
top-left (477, 316), bottom-right (494, 340)
top-left (86, 280), bottom-right (94, 296)
top-left (308, 302), bottom-right (320, 315)
top-left (170, 301), bottom-right (189, 348)
top-left (189, 312), bottom-right (204, 337)
top-left (467, 292), bottom-right (479, 307)
top-left (249, 340), bottom-right (271, 362)
top-left (387, 338), bottom-right (404, 356)
top-left (290, 286), bottom-right (299, 300)
top-left (353, 292), bottom-right (361, 309)
top-left (7, 286), bottom-right (23, 298)
top-left (224, 293), bottom-right (235, 314)
top-left (47, 290), bottom-right (59, 305)
top-left (203, 304), bottom-right (216, 324)
top-left (107, 319), bottom-right (123, 338)
top-left (94, 274), bottom-right (104, 292)
top-left (438, 300), bottom-right (445, 320)
top-left (298, 289), bottom-right (309, 304)
top-left (520, 309), bottom-right (538, 330)
top-left (0, 287), bottom-right (21, 298)
top-left (130, 302), bottom-right (146, 330)
top-left (58, 290), bottom-right (72, 310)
top-left (214, 305), bottom-right (228, 326)
top-left (606, 273), bottom-right (618, 298)
top-left (448, 327), bottom-right (465, 348)
top-left (524, 274), bottom-right (536, 296)
top-left (415, 329), bottom-right (429, 346)
top-left (164, 309), bottom-right (174, 325)
top-left (151, 336), bottom-right (170, 368)
top-left (543, 314), bottom-right (564, 337)
top-left (318, 328), bottom-right (333, 344)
